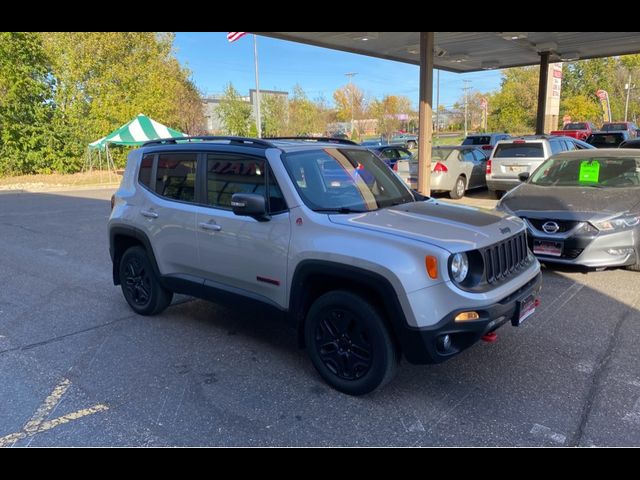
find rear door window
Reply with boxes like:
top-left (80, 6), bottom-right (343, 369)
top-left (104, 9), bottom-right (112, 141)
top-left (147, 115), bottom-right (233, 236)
top-left (462, 150), bottom-right (476, 162)
top-left (493, 143), bottom-right (544, 158)
top-left (206, 154), bottom-right (266, 209)
top-left (550, 141), bottom-right (564, 154)
top-left (155, 153), bottom-right (197, 202)
top-left (462, 136), bottom-right (491, 145)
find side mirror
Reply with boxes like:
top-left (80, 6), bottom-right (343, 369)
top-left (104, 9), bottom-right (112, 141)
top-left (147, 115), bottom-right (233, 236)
top-left (518, 172), bottom-right (530, 182)
top-left (231, 193), bottom-right (270, 221)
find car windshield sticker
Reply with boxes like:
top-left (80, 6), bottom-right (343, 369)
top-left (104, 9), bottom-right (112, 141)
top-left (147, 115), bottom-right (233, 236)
top-left (579, 160), bottom-right (600, 183)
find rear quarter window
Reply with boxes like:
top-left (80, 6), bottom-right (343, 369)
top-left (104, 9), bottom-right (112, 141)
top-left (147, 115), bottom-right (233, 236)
top-left (493, 143), bottom-right (544, 158)
top-left (138, 154), bottom-right (154, 189)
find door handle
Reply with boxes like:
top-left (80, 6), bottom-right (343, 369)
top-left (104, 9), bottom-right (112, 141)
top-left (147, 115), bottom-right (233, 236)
top-left (199, 222), bottom-right (221, 232)
top-left (141, 210), bottom-right (159, 219)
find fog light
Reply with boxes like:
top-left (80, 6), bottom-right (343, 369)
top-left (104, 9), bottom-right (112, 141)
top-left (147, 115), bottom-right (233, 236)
top-left (606, 248), bottom-right (634, 256)
top-left (438, 334), bottom-right (452, 351)
top-left (455, 311), bottom-right (480, 322)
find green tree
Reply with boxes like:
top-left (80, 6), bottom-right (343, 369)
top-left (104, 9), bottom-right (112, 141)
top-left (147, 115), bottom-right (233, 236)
top-left (0, 32), bottom-right (57, 175)
top-left (216, 82), bottom-right (252, 136)
top-left (487, 67), bottom-right (539, 134)
top-left (40, 32), bottom-right (204, 170)
top-left (288, 84), bottom-right (319, 135)
top-left (560, 94), bottom-right (602, 124)
top-left (261, 93), bottom-right (288, 137)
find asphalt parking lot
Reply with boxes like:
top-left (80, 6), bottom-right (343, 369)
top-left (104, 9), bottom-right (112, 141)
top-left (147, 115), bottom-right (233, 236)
top-left (1, 188), bottom-right (639, 446)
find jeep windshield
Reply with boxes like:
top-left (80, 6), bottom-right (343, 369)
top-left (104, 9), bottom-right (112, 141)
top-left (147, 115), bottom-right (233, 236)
top-left (282, 148), bottom-right (416, 212)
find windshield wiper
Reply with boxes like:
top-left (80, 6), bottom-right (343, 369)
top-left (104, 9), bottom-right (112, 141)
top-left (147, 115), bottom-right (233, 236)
top-left (313, 207), bottom-right (367, 214)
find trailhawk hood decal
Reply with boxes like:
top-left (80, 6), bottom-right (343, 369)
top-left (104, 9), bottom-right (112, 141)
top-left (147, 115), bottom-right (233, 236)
top-left (328, 200), bottom-right (524, 252)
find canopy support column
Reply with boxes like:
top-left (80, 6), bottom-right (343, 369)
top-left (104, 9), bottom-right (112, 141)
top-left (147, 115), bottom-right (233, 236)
top-left (417, 32), bottom-right (434, 196)
top-left (535, 52), bottom-right (550, 135)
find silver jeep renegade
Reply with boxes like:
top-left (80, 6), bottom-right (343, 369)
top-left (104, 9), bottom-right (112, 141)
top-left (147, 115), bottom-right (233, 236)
top-left (108, 136), bottom-right (542, 395)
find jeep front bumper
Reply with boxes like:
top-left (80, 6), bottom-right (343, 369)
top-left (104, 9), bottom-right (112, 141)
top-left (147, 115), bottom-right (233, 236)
top-left (397, 272), bottom-right (542, 364)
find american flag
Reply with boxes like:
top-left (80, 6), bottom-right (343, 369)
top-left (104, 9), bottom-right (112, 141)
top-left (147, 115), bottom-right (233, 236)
top-left (227, 32), bottom-right (247, 43)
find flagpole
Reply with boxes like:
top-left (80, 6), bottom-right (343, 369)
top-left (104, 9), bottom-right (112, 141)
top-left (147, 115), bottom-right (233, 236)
top-left (253, 34), bottom-right (262, 138)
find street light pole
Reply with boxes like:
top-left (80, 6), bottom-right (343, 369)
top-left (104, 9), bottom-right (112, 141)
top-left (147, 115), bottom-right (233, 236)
top-left (345, 72), bottom-right (357, 137)
top-left (625, 74), bottom-right (633, 122)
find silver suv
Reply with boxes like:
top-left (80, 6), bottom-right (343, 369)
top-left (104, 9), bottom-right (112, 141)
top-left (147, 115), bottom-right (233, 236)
top-left (486, 135), bottom-right (595, 198)
top-left (108, 136), bottom-right (542, 395)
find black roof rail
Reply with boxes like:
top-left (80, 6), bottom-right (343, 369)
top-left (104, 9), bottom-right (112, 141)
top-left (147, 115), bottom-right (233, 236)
top-left (266, 136), bottom-right (359, 146)
top-left (142, 136), bottom-right (276, 148)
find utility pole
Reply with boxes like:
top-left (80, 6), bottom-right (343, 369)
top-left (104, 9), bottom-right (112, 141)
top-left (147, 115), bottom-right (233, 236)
top-left (435, 69), bottom-right (440, 134)
top-left (625, 73), bottom-right (633, 122)
top-left (463, 80), bottom-right (471, 137)
top-left (345, 72), bottom-right (357, 138)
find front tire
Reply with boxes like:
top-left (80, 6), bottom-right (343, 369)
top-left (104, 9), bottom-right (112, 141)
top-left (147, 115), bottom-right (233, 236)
top-left (304, 291), bottom-right (398, 396)
top-left (449, 176), bottom-right (466, 199)
top-left (119, 246), bottom-right (173, 315)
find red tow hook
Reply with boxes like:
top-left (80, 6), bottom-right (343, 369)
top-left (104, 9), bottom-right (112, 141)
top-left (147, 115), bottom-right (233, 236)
top-left (481, 332), bottom-right (498, 342)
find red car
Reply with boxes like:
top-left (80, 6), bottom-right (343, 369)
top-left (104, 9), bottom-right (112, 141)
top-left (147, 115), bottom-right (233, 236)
top-left (550, 122), bottom-right (597, 141)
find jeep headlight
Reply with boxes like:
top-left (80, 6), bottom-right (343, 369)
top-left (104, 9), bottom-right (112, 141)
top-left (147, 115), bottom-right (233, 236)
top-left (450, 252), bottom-right (469, 283)
top-left (593, 215), bottom-right (640, 232)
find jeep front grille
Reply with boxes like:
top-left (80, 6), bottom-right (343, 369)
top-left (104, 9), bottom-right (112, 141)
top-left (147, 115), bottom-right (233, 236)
top-left (482, 232), bottom-right (529, 284)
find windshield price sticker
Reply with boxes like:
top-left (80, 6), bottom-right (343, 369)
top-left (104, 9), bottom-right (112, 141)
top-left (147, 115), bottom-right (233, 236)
top-left (579, 160), bottom-right (600, 183)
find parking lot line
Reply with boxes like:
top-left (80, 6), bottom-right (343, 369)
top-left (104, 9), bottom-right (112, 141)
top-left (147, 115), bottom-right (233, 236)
top-left (0, 378), bottom-right (108, 447)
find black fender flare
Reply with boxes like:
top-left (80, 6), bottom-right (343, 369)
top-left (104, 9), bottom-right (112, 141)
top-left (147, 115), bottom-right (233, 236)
top-left (288, 260), bottom-right (411, 352)
top-left (109, 225), bottom-right (162, 286)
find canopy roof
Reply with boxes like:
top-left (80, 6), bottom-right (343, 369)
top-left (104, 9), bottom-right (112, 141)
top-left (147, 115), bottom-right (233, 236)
top-left (256, 32), bottom-right (640, 73)
top-left (89, 114), bottom-right (185, 150)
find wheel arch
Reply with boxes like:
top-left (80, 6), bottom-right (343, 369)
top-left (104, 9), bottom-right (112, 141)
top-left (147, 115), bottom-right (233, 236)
top-left (289, 260), bottom-right (409, 352)
top-left (109, 225), bottom-right (162, 286)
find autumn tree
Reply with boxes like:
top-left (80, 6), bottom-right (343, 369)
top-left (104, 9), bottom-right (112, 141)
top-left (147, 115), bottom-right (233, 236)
top-left (369, 95), bottom-right (412, 140)
top-left (333, 83), bottom-right (366, 124)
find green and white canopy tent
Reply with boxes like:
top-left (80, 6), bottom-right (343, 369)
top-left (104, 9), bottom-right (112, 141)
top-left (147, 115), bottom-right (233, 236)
top-left (86, 114), bottom-right (186, 174)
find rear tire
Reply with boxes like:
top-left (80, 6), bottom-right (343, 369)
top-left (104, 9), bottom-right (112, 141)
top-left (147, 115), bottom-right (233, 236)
top-left (407, 140), bottom-right (417, 149)
top-left (304, 290), bottom-right (398, 396)
top-left (449, 176), bottom-right (466, 199)
top-left (119, 246), bottom-right (173, 315)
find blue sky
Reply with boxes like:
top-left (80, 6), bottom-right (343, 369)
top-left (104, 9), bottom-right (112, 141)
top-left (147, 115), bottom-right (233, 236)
top-left (173, 32), bottom-right (503, 110)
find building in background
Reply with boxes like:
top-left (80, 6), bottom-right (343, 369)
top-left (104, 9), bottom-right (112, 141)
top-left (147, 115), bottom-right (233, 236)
top-left (202, 89), bottom-right (289, 133)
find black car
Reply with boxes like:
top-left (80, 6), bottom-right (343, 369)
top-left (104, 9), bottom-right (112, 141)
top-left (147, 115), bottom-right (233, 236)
top-left (586, 131), bottom-right (631, 148)
top-left (619, 139), bottom-right (640, 149)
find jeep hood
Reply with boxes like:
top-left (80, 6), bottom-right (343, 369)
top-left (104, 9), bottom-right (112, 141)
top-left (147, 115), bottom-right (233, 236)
top-left (328, 200), bottom-right (523, 253)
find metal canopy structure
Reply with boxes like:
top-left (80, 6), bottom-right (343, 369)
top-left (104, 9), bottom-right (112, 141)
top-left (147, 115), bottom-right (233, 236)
top-left (257, 32), bottom-right (640, 194)
top-left (257, 32), bottom-right (640, 73)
